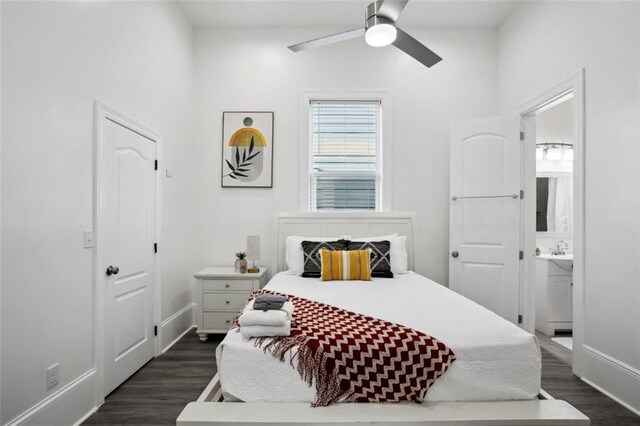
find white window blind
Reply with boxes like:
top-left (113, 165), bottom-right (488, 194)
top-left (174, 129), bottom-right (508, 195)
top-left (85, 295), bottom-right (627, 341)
top-left (310, 100), bottom-right (381, 211)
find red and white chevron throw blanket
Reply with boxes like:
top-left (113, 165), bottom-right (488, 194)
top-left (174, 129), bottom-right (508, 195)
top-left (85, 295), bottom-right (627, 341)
top-left (233, 289), bottom-right (456, 407)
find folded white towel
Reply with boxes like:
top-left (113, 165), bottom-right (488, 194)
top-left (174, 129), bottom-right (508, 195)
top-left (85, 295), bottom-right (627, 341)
top-left (240, 321), bottom-right (291, 338)
top-left (238, 300), bottom-right (294, 327)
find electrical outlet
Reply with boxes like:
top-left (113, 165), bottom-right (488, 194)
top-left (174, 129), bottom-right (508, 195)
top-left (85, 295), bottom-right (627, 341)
top-left (46, 363), bottom-right (59, 390)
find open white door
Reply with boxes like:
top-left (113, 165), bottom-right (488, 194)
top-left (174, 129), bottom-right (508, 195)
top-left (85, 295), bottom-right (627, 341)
top-left (102, 115), bottom-right (157, 395)
top-left (449, 117), bottom-right (521, 324)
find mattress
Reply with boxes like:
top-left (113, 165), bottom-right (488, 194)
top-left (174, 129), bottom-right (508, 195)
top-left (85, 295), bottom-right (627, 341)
top-left (216, 272), bottom-right (541, 402)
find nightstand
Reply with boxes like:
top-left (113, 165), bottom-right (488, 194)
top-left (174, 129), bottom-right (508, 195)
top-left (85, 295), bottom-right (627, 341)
top-left (193, 267), bottom-right (268, 342)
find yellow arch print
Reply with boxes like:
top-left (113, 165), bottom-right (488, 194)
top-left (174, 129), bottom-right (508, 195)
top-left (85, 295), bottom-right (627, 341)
top-left (228, 127), bottom-right (267, 147)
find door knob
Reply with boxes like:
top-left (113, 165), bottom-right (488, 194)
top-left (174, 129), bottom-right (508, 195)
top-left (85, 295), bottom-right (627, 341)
top-left (452, 251), bottom-right (459, 258)
top-left (106, 265), bottom-right (120, 276)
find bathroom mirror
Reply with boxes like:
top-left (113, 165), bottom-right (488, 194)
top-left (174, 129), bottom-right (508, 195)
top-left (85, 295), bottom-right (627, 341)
top-left (536, 176), bottom-right (573, 233)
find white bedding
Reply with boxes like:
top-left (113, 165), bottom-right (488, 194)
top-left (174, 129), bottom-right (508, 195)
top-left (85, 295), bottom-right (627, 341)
top-left (216, 272), bottom-right (541, 402)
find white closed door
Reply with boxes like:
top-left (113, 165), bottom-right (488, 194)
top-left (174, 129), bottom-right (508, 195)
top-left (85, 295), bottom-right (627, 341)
top-left (103, 117), bottom-right (157, 395)
top-left (449, 117), bottom-right (521, 324)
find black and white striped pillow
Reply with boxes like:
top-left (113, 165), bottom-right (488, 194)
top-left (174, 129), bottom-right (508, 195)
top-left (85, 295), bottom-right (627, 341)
top-left (346, 240), bottom-right (394, 278)
top-left (301, 240), bottom-right (348, 277)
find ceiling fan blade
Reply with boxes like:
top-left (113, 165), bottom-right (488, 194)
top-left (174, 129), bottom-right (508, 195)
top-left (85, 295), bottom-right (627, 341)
top-left (392, 28), bottom-right (442, 68)
top-left (377, 0), bottom-right (409, 22)
top-left (288, 28), bottom-right (365, 52)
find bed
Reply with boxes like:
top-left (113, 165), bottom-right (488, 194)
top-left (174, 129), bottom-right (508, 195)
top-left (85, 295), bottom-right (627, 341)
top-left (217, 271), bottom-right (540, 403)
top-left (177, 212), bottom-right (588, 425)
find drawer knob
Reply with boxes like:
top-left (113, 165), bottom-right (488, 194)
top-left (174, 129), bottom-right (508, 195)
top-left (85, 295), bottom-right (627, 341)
top-left (225, 319), bottom-right (230, 324)
top-left (225, 284), bottom-right (230, 288)
top-left (226, 300), bottom-right (230, 304)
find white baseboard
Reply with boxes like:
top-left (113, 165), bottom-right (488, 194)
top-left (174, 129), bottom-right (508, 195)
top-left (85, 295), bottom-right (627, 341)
top-left (5, 369), bottom-right (97, 426)
top-left (581, 344), bottom-right (640, 416)
top-left (72, 406), bottom-right (98, 426)
top-left (161, 303), bottom-right (196, 353)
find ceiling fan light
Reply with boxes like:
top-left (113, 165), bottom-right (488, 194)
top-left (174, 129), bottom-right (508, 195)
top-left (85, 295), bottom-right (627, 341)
top-left (365, 23), bottom-right (397, 47)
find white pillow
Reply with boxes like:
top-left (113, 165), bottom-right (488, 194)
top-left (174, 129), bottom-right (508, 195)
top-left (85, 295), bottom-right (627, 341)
top-left (285, 235), bottom-right (350, 275)
top-left (350, 234), bottom-right (409, 274)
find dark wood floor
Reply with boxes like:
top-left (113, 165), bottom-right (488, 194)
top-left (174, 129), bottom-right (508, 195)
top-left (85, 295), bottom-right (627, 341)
top-left (84, 328), bottom-right (640, 425)
top-left (84, 331), bottom-right (219, 425)
top-left (540, 347), bottom-right (640, 425)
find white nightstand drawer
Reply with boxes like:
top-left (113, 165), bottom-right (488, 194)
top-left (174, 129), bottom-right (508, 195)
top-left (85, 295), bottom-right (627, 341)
top-left (203, 312), bottom-right (237, 330)
top-left (203, 279), bottom-right (254, 292)
top-left (194, 267), bottom-right (268, 340)
top-left (203, 292), bottom-right (249, 312)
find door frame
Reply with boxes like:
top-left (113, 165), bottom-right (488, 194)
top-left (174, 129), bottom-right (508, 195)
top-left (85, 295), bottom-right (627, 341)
top-left (516, 69), bottom-right (586, 377)
top-left (93, 102), bottom-right (163, 404)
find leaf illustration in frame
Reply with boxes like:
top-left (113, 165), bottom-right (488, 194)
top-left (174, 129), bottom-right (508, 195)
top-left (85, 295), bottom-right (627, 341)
top-left (221, 111), bottom-right (273, 188)
top-left (246, 151), bottom-right (261, 162)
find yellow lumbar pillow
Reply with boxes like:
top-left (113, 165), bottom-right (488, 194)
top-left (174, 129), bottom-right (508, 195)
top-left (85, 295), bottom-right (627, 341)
top-left (320, 249), bottom-right (372, 281)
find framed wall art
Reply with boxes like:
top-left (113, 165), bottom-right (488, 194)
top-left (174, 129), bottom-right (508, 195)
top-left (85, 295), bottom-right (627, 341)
top-left (221, 111), bottom-right (274, 188)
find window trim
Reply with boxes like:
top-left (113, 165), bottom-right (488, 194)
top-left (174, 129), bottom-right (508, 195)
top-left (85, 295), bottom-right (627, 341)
top-left (300, 90), bottom-right (392, 212)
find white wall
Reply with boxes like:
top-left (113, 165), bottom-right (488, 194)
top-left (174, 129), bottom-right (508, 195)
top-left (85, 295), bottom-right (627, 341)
top-left (1, 2), bottom-right (196, 424)
top-left (499, 1), bottom-right (640, 413)
top-left (194, 27), bottom-right (499, 283)
top-left (0, 3), bottom-right (3, 423)
top-left (536, 98), bottom-right (573, 146)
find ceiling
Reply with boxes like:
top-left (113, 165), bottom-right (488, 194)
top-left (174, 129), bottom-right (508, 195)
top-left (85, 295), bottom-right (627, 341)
top-left (178, 0), bottom-right (523, 29)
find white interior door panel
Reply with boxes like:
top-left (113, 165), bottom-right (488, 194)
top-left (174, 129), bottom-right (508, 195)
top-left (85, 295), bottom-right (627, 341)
top-left (103, 117), bottom-right (157, 395)
top-left (449, 117), bottom-right (521, 324)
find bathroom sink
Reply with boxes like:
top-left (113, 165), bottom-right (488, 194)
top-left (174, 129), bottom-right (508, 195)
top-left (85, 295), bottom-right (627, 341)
top-left (537, 253), bottom-right (573, 261)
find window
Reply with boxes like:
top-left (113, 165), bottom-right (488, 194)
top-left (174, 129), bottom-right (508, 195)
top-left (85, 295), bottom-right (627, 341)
top-left (309, 100), bottom-right (382, 211)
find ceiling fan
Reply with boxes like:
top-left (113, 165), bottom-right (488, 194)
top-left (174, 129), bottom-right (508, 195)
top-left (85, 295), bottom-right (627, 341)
top-left (287, 0), bottom-right (442, 68)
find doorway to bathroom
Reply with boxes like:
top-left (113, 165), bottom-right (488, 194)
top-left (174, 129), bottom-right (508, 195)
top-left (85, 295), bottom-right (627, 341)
top-left (518, 70), bottom-right (585, 374)
top-left (533, 94), bottom-right (575, 361)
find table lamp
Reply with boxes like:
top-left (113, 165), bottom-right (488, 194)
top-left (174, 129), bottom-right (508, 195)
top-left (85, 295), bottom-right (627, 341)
top-left (246, 235), bottom-right (261, 273)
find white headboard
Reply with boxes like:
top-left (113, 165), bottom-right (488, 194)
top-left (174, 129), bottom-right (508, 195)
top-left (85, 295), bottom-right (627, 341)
top-left (274, 212), bottom-right (416, 273)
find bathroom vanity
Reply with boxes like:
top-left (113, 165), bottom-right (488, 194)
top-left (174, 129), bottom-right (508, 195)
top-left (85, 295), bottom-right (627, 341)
top-left (535, 254), bottom-right (573, 336)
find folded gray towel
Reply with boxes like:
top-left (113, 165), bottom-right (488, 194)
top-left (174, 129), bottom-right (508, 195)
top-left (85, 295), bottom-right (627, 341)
top-left (253, 294), bottom-right (289, 311)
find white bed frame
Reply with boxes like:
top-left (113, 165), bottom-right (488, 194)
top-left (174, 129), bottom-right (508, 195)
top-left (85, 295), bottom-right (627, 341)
top-left (177, 213), bottom-right (589, 426)
top-left (273, 212), bottom-right (416, 273)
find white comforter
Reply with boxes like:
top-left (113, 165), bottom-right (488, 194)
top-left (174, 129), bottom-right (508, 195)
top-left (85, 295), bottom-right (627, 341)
top-left (216, 272), bottom-right (541, 402)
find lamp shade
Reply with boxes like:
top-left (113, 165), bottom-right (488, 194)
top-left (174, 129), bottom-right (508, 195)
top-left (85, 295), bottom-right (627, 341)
top-left (246, 235), bottom-right (261, 261)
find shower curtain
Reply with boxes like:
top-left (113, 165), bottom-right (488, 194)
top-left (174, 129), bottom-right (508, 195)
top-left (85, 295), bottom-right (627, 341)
top-left (547, 177), bottom-right (573, 233)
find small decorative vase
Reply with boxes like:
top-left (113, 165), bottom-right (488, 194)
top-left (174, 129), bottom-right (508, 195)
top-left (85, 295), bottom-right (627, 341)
top-left (238, 259), bottom-right (248, 274)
